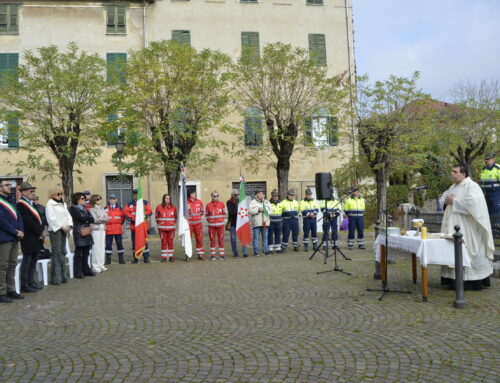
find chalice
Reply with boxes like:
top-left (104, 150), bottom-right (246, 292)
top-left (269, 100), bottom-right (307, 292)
top-left (411, 219), bottom-right (424, 237)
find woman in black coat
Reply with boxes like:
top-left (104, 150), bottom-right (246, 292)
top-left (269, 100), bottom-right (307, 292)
top-left (69, 192), bottom-right (95, 279)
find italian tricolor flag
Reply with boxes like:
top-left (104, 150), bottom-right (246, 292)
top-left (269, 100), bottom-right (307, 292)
top-left (134, 179), bottom-right (148, 259)
top-left (236, 176), bottom-right (252, 247)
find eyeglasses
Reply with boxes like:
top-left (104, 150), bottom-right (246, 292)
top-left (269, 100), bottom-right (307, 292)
top-left (213, 195), bottom-right (219, 198)
top-left (96, 198), bottom-right (102, 201)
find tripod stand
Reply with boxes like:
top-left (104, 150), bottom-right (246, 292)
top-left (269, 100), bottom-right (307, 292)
top-left (367, 208), bottom-right (412, 300)
top-left (309, 202), bottom-right (351, 276)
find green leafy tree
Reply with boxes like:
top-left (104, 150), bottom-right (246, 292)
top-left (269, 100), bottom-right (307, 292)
top-left (232, 42), bottom-right (347, 198)
top-left (355, 72), bottom-right (430, 222)
top-left (0, 43), bottom-right (107, 202)
top-left (107, 40), bottom-right (233, 204)
top-left (444, 79), bottom-right (500, 178)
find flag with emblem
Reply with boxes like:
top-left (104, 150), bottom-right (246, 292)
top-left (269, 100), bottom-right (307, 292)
top-left (262, 200), bottom-right (269, 228)
top-left (236, 176), bottom-right (251, 247)
top-left (134, 179), bottom-right (147, 259)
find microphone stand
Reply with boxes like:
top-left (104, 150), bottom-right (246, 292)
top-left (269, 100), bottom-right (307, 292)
top-left (367, 206), bottom-right (412, 300)
top-left (310, 193), bottom-right (351, 276)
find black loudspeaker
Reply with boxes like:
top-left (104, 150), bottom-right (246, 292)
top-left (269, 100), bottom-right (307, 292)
top-left (315, 172), bottom-right (333, 200)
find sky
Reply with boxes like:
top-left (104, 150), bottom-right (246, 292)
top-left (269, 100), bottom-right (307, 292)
top-left (353, 0), bottom-right (500, 101)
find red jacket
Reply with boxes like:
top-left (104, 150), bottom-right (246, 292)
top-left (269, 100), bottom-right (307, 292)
top-left (155, 204), bottom-right (177, 231)
top-left (124, 199), bottom-right (152, 232)
top-left (187, 198), bottom-right (203, 225)
top-left (105, 203), bottom-right (125, 235)
top-left (206, 201), bottom-right (226, 227)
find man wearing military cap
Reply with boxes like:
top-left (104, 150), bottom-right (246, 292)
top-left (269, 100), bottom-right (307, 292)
top-left (479, 151), bottom-right (500, 216)
top-left (279, 189), bottom-right (300, 252)
top-left (268, 189), bottom-right (283, 253)
top-left (299, 188), bottom-right (320, 251)
top-left (344, 187), bottom-right (366, 250)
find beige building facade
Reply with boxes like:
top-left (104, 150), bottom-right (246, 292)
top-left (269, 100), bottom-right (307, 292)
top-left (0, 0), bottom-right (355, 222)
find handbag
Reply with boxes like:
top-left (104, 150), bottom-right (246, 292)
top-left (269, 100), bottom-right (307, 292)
top-left (79, 226), bottom-right (92, 237)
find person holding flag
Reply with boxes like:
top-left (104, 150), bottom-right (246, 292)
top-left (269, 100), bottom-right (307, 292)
top-left (177, 172), bottom-right (193, 261)
top-left (248, 189), bottom-right (272, 256)
top-left (236, 176), bottom-right (252, 253)
top-left (124, 183), bottom-right (152, 263)
top-left (205, 191), bottom-right (227, 261)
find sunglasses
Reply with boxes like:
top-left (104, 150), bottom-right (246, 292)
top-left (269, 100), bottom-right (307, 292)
top-left (213, 195), bottom-right (219, 197)
top-left (56, 193), bottom-right (63, 196)
top-left (96, 197), bottom-right (102, 201)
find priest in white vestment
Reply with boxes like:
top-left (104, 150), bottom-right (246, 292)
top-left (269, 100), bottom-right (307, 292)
top-left (441, 164), bottom-right (494, 289)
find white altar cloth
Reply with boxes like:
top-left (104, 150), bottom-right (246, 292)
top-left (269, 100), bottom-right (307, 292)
top-left (374, 234), bottom-right (471, 268)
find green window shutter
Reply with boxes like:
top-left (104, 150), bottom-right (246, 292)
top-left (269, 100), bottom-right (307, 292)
top-left (307, 0), bottom-right (324, 4)
top-left (172, 30), bottom-right (191, 46)
top-left (304, 117), bottom-right (313, 145)
top-left (241, 32), bottom-right (260, 64)
top-left (308, 34), bottom-right (327, 66)
top-left (327, 117), bottom-right (338, 146)
top-left (7, 117), bottom-right (19, 148)
top-left (106, 53), bottom-right (127, 83)
top-left (107, 6), bottom-right (126, 34)
top-left (0, 5), bottom-right (18, 33)
top-left (0, 53), bottom-right (19, 83)
top-left (244, 108), bottom-right (263, 147)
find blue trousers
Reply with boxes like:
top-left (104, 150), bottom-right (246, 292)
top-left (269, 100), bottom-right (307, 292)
top-left (131, 231), bottom-right (150, 260)
top-left (484, 189), bottom-right (500, 216)
top-left (268, 221), bottom-right (282, 251)
top-left (230, 226), bottom-right (248, 256)
top-left (302, 218), bottom-right (317, 247)
top-left (347, 216), bottom-right (364, 248)
top-left (281, 217), bottom-right (299, 249)
top-left (322, 217), bottom-right (338, 242)
top-left (105, 234), bottom-right (124, 258)
top-left (252, 226), bottom-right (269, 255)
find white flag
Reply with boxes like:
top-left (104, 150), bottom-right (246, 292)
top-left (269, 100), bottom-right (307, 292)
top-left (177, 173), bottom-right (192, 258)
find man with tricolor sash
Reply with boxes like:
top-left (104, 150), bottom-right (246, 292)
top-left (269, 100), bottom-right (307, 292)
top-left (17, 182), bottom-right (45, 293)
top-left (248, 189), bottom-right (272, 256)
top-left (0, 180), bottom-right (24, 303)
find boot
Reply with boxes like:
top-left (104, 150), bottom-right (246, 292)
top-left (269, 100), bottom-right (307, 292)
top-left (312, 243), bottom-right (318, 251)
top-left (105, 254), bottom-right (111, 265)
top-left (118, 254), bottom-right (125, 264)
top-left (304, 244), bottom-right (309, 251)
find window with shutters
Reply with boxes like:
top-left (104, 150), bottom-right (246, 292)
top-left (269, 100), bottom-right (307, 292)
top-left (171, 30), bottom-right (191, 46)
top-left (240, 0), bottom-right (258, 3)
top-left (106, 114), bottom-right (123, 147)
top-left (241, 32), bottom-right (260, 64)
top-left (244, 108), bottom-right (263, 147)
top-left (306, 0), bottom-right (324, 5)
top-left (308, 33), bottom-right (327, 66)
top-left (0, 4), bottom-right (18, 34)
top-left (0, 117), bottom-right (19, 149)
top-left (106, 5), bottom-right (126, 34)
top-left (304, 110), bottom-right (338, 147)
top-left (106, 53), bottom-right (127, 83)
top-left (0, 53), bottom-right (19, 84)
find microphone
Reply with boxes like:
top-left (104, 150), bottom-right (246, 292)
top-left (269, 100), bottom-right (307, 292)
top-left (412, 186), bottom-right (429, 191)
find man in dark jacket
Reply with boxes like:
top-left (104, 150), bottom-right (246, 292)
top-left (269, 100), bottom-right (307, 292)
top-left (0, 180), bottom-right (24, 303)
top-left (226, 189), bottom-right (248, 258)
top-left (17, 182), bottom-right (45, 292)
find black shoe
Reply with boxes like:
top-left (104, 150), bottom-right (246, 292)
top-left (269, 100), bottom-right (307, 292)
top-left (304, 245), bottom-right (309, 252)
top-left (234, 254), bottom-right (239, 259)
top-left (264, 251), bottom-right (271, 256)
top-left (293, 247), bottom-right (299, 252)
top-left (118, 255), bottom-right (126, 264)
top-left (105, 255), bottom-right (111, 265)
top-left (84, 271), bottom-right (96, 277)
top-left (21, 286), bottom-right (37, 293)
top-left (243, 254), bottom-right (249, 258)
top-left (0, 295), bottom-right (13, 303)
top-left (359, 246), bottom-right (366, 250)
top-left (144, 258), bottom-right (150, 263)
top-left (7, 291), bottom-right (25, 300)
top-left (74, 274), bottom-right (85, 279)
top-left (132, 258), bottom-right (139, 264)
top-left (312, 244), bottom-right (318, 251)
top-left (30, 282), bottom-right (43, 290)
top-left (185, 256), bottom-right (191, 262)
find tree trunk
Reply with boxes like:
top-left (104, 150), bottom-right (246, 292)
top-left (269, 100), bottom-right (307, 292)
top-left (166, 170), bottom-right (181, 207)
top-left (276, 157), bottom-right (290, 200)
top-left (375, 168), bottom-right (388, 224)
top-left (60, 161), bottom-right (74, 206)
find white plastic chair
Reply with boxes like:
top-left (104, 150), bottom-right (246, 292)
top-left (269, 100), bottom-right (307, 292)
top-left (37, 259), bottom-right (51, 286)
top-left (65, 240), bottom-right (74, 279)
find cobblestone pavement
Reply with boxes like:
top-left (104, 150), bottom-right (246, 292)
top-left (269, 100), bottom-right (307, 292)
top-left (1, 233), bottom-right (499, 383)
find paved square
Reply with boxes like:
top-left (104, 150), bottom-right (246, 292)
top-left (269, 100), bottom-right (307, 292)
top-left (1, 234), bottom-right (498, 383)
